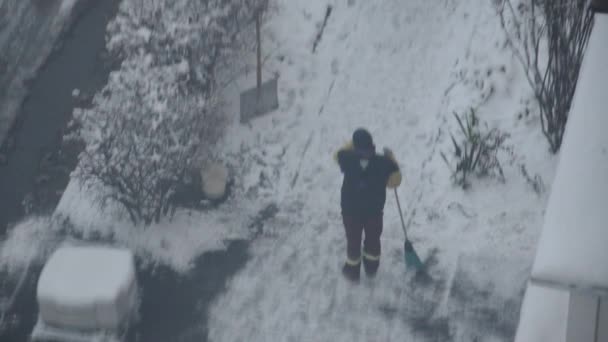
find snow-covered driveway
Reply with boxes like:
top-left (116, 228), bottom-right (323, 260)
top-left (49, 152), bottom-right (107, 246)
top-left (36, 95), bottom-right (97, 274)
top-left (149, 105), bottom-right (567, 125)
top-left (210, 0), bottom-right (552, 341)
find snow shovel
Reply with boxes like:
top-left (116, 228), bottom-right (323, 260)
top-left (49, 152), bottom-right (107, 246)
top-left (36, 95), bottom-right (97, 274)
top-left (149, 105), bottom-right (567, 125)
top-left (394, 189), bottom-right (424, 270)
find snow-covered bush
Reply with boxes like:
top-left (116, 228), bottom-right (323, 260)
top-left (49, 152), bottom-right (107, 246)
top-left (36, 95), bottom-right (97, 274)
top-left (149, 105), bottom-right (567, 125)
top-left (72, 54), bottom-right (211, 225)
top-left (441, 108), bottom-right (511, 189)
top-left (71, 0), bottom-right (267, 225)
top-left (107, 0), bottom-right (266, 85)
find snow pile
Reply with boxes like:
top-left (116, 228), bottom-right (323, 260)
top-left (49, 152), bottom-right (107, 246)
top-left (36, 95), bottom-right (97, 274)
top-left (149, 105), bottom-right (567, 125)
top-left (54, 0), bottom-right (81, 25)
top-left (53, 180), bottom-right (256, 273)
top-left (0, 217), bottom-right (59, 274)
top-left (208, 0), bottom-right (555, 340)
top-left (36, 245), bottom-right (138, 331)
top-left (0, 217), bottom-right (62, 333)
top-left (0, 184), bottom-right (258, 275)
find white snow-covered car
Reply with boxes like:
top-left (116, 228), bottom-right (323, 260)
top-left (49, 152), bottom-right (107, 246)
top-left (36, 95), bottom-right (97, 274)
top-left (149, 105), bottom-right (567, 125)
top-left (30, 245), bottom-right (139, 342)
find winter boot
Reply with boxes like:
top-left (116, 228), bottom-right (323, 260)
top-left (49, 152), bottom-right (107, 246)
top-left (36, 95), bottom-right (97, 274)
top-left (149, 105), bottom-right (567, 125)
top-left (362, 252), bottom-right (380, 277)
top-left (342, 261), bottom-right (360, 283)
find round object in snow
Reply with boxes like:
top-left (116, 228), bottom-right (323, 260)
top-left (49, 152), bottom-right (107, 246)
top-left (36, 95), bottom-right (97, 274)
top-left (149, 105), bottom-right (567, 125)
top-left (71, 88), bottom-right (80, 97)
top-left (201, 162), bottom-right (229, 200)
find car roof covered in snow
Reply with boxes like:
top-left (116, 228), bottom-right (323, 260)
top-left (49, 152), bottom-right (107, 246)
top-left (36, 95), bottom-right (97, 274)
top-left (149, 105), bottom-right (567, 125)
top-left (37, 245), bottom-right (136, 306)
top-left (531, 14), bottom-right (608, 291)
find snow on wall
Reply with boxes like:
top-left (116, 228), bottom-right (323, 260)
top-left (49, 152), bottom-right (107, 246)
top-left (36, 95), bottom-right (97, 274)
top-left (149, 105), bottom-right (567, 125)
top-left (514, 283), bottom-right (569, 342)
top-left (531, 14), bottom-right (608, 290)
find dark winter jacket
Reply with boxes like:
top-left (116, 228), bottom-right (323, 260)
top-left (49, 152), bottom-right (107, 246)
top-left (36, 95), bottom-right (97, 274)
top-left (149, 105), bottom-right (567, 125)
top-left (334, 142), bottom-right (401, 216)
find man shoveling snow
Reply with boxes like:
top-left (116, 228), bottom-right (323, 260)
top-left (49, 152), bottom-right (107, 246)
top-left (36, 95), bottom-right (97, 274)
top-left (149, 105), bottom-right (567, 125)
top-left (334, 128), bottom-right (402, 282)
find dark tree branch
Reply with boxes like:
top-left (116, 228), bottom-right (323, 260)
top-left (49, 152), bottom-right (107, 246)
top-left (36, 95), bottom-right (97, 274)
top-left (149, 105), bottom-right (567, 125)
top-left (496, 0), bottom-right (593, 153)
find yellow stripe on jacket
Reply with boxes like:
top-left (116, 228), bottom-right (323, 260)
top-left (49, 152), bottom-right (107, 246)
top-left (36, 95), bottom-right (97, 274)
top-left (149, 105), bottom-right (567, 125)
top-left (333, 141), bottom-right (354, 163)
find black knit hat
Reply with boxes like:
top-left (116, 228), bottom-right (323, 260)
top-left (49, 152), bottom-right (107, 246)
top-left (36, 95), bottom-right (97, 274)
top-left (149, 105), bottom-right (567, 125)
top-left (352, 128), bottom-right (374, 152)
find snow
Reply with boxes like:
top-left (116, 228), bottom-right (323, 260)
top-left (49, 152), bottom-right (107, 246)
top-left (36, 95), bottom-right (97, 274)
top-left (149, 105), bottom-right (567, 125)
top-left (513, 283), bottom-right (569, 342)
top-left (38, 246), bottom-right (134, 307)
top-left (2, 0), bottom-right (268, 276)
top-left (0, 217), bottom-right (58, 273)
top-left (135, 27), bottom-right (152, 43)
top-left (31, 320), bottom-right (122, 342)
top-left (208, 0), bottom-right (554, 341)
top-left (531, 14), bottom-right (608, 290)
top-left (53, 180), bottom-right (255, 273)
top-left (58, 0), bottom-right (79, 19)
top-left (37, 245), bottom-right (137, 330)
top-left (0, 0), bottom-right (563, 339)
top-left (177, 59), bottom-right (190, 75)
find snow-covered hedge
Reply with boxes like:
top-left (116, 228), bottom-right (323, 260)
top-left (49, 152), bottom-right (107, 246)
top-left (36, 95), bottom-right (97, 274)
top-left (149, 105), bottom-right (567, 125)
top-left (107, 0), bottom-right (265, 90)
top-left (71, 0), bottom-right (267, 225)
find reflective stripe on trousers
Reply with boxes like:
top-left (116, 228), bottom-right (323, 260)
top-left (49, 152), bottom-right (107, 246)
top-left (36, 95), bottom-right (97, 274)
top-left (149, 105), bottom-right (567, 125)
top-left (345, 257), bottom-right (361, 266)
top-left (362, 250), bottom-right (380, 261)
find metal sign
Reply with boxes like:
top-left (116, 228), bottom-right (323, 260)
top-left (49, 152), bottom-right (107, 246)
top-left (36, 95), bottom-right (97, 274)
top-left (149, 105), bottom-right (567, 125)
top-left (239, 78), bottom-right (279, 123)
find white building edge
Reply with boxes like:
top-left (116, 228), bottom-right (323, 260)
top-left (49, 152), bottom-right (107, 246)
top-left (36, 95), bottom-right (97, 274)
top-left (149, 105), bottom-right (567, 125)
top-left (515, 2), bottom-right (608, 341)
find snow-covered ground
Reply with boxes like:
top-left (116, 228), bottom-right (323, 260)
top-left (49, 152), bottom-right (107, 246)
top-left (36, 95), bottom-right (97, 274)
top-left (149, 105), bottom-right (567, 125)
top-left (208, 0), bottom-right (556, 341)
top-left (0, 0), bottom-right (558, 340)
top-left (0, 0), bottom-right (83, 145)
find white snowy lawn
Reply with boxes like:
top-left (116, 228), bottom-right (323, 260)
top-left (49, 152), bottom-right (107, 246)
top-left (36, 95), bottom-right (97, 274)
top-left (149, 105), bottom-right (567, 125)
top-left (0, 0), bottom-right (558, 341)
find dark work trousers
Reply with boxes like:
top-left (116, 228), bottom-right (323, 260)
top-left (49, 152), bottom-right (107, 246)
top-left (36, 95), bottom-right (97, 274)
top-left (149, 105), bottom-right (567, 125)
top-left (342, 213), bottom-right (383, 276)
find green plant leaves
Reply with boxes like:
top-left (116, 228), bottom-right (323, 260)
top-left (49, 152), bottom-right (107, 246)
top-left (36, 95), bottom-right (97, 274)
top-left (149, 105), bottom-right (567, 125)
top-left (442, 108), bottom-right (509, 189)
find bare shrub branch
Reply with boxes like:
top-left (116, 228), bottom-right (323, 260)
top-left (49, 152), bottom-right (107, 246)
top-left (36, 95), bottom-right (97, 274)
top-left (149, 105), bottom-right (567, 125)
top-left (496, 0), bottom-right (594, 153)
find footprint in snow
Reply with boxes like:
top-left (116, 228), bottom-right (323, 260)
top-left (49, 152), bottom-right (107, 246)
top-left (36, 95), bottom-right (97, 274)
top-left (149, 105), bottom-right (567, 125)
top-left (415, 133), bottom-right (427, 141)
top-left (285, 89), bottom-right (296, 109)
top-left (331, 59), bottom-right (339, 75)
top-left (407, 116), bottom-right (420, 127)
top-left (298, 67), bottom-right (308, 81)
top-left (392, 13), bottom-right (401, 30)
